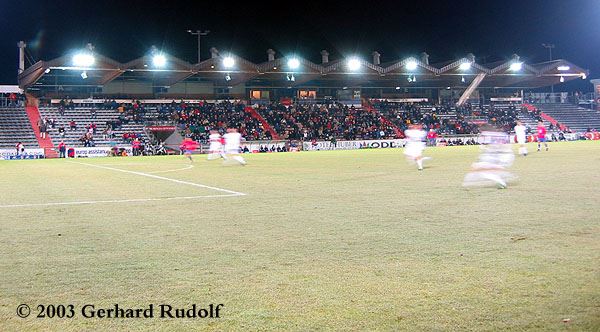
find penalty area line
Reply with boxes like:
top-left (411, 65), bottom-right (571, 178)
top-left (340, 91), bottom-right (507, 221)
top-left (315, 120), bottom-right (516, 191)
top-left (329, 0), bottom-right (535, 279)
top-left (68, 161), bottom-right (247, 196)
top-left (0, 194), bottom-right (242, 209)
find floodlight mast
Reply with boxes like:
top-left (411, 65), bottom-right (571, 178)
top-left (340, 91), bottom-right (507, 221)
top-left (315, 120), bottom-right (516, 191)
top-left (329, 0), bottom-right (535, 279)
top-left (188, 29), bottom-right (210, 64)
top-left (542, 43), bottom-right (555, 92)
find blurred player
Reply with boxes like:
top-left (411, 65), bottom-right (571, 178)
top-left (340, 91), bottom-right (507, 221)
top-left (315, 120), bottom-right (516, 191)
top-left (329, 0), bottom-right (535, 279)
top-left (207, 129), bottom-right (225, 160)
top-left (223, 128), bottom-right (246, 165)
top-left (180, 137), bottom-right (199, 162)
top-left (403, 124), bottom-right (430, 170)
top-left (463, 130), bottom-right (515, 189)
top-left (536, 121), bottom-right (549, 152)
top-left (514, 120), bottom-right (528, 156)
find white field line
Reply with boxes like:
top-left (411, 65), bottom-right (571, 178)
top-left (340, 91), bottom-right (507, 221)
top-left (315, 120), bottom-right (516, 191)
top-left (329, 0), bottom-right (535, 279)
top-left (147, 164), bottom-right (195, 174)
top-left (0, 194), bottom-right (241, 208)
top-left (69, 161), bottom-right (246, 196)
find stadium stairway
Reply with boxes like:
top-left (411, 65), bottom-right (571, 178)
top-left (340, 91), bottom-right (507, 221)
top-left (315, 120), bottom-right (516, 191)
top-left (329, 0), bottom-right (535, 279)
top-left (362, 99), bottom-right (403, 138)
top-left (24, 105), bottom-right (57, 157)
top-left (0, 107), bottom-right (39, 148)
top-left (532, 103), bottom-right (600, 132)
top-left (245, 106), bottom-right (279, 139)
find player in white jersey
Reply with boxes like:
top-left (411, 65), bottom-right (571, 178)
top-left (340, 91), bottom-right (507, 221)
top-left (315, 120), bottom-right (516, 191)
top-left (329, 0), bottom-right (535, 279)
top-left (223, 128), bottom-right (246, 165)
top-left (403, 124), bottom-right (430, 170)
top-left (513, 121), bottom-right (528, 156)
top-left (207, 129), bottom-right (225, 160)
top-left (463, 130), bottom-right (515, 189)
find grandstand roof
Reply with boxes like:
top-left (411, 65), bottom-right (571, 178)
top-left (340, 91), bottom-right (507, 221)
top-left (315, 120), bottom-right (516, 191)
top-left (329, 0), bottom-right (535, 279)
top-left (19, 51), bottom-right (589, 91)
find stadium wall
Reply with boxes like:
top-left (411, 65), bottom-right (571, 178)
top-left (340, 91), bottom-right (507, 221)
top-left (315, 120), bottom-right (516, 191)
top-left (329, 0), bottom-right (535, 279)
top-left (101, 81), bottom-right (246, 98)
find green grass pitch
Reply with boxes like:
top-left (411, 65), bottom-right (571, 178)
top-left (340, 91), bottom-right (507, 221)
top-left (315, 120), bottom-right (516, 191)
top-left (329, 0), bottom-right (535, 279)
top-left (0, 141), bottom-right (599, 331)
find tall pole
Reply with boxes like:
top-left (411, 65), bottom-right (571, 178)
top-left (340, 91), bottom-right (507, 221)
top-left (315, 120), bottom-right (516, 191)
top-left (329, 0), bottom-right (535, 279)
top-left (188, 29), bottom-right (210, 63)
top-left (542, 43), bottom-right (555, 93)
top-left (17, 41), bottom-right (26, 75)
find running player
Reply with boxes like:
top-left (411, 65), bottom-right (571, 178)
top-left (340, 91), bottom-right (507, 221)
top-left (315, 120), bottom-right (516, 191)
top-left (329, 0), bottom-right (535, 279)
top-left (180, 137), bottom-right (199, 162)
top-left (223, 128), bottom-right (246, 165)
top-left (536, 121), bottom-right (549, 152)
top-left (514, 120), bottom-right (528, 156)
top-left (207, 129), bottom-right (225, 160)
top-left (403, 124), bottom-right (430, 171)
top-left (463, 130), bottom-right (515, 189)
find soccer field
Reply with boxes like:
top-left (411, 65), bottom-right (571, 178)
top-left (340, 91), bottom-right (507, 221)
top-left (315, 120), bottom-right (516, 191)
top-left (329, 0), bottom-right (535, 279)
top-left (1, 141), bottom-right (599, 331)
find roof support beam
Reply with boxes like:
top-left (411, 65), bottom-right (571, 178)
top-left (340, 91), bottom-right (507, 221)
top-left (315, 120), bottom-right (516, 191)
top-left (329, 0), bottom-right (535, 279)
top-left (456, 73), bottom-right (486, 107)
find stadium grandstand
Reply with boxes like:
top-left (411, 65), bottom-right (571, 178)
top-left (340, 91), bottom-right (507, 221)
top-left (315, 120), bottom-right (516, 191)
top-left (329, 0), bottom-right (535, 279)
top-left (1, 43), bottom-right (599, 158)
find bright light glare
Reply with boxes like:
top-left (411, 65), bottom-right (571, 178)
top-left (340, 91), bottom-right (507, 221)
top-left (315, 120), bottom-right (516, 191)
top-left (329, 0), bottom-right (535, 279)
top-left (405, 60), bottom-right (418, 71)
top-left (152, 54), bottom-right (167, 67)
top-left (557, 65), bottom-right (570, 71)
top-left (347, 58), bottom-right (361, 71)
top-left (459, 62), bottom-right (472, 70)
top-left (509, 62), bottom-right (523, 71)
top-left (559, 76), bottom-right (565, 83)
top-left (73, 53), bottom-right (95, 67)
top-left (222, 56), bottom-right (235, 68)
top-left (581, 73), bottom-right (587, 80)
top-left (287, 58), bottom-right (300, 69)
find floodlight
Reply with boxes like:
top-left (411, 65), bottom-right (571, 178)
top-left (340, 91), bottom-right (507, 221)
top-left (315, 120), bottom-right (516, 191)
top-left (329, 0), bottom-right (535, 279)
top-left (459, 62), bottom-right (472, 70)
top-left (287, 58), bottom-right (300, 70)
top-left (559, 76), bottom-right (564, 83)
top-left (80, 71), bottom-right (88, 79)
top-left (395, 86), bottom-right (401, 90)
top-left (557, 66), bottom-right (570, 71)
top-left (73, 53), bottom-right (95, 67)
top-left (405, 60), bottom-right (418, 71)
top-left (347, 58), bottom-right (361, 71)
top-left (152, 54), bottom-right (167, 67)
top-left (509, 62), bottom-right (523, 71)
top-left (222, 56), bottom-right (235, 68)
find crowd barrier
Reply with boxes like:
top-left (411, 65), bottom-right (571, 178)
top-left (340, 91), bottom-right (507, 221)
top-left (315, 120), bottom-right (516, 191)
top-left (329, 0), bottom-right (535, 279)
top-left (71, 146), bottom-right (134, 158)
top-left (303, 139), bottom-right (407, 151)
top-left (0, 148), bottom-right (45, 160)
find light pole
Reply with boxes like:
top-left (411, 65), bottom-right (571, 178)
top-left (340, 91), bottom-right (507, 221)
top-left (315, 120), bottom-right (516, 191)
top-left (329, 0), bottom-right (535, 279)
top-left (542, 43), bottom-right (555, 93)
top-left (188, 29), bottom-right (210, 64)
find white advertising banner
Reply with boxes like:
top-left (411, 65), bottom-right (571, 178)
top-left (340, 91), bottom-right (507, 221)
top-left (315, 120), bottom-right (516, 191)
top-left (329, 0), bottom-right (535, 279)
top-left (0, 148), bottom-right (45, 160)
top-left (303, 139), bottom-right (406, 151)
top-left (73, 146), bottom-right (133, 158)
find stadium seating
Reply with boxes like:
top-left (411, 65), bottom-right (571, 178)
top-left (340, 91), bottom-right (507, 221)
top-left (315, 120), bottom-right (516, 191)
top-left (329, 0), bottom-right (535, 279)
top-left (0, 107), bottom-right (38, 148)
top-left (37, 106), bottom-right (147, 147)
top-left (370, 101), bottom-right (479, 135)
top-left (534, 103), bottom-right (600, 132)
top-left (171, 101), bottom-right (271, 142)
top-left (10, 98), bottom-right (597, 152)
top-left (256, 102), bottom-right (397, 140)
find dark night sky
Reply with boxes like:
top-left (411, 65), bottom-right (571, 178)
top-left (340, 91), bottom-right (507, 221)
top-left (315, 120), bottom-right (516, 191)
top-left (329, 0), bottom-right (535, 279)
top-left (1, 0), bottom-right (598, 90)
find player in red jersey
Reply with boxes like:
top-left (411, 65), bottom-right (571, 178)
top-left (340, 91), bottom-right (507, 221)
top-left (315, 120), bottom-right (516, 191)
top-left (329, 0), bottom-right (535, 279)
top-left (536, 121), bottom-right (549, 152)
top-left (180, 138), bottom-right (200, 162)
